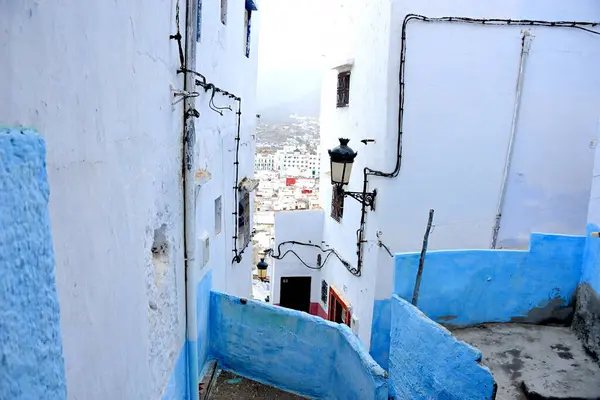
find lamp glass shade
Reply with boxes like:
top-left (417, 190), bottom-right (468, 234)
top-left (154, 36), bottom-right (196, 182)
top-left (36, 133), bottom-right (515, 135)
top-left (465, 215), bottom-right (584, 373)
top-left (257, 268), bottom-right (267, 280)
top-left (330, 160), bottom-right (353, 185)
top-left (328, 138), bottom-right (357, 186)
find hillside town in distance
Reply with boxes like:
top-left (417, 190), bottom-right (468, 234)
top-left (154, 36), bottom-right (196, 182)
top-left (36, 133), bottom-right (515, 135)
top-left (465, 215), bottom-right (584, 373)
top-left (251, 115), bottom-right (322, 300)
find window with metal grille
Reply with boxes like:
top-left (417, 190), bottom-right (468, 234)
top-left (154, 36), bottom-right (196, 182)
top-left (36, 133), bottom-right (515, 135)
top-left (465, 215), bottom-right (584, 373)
top-left (244, 10), bottom-right (252, 58)
top-left (336, 71), bottom-right (351, 107)
top-left (237, 192), bottom-right (250, 248)
top-left (330, 188), bottom-right (344, 222)
top-left (321, 280), bottom-right (328, 304)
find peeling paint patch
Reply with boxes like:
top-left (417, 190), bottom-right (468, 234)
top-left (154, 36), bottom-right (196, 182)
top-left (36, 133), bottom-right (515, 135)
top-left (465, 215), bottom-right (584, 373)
top-left (195, 169), bottom-right (212, 185)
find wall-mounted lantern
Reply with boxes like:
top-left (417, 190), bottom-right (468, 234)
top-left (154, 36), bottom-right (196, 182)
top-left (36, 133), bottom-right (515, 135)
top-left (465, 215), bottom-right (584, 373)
top-left (328, 138), bottom-right (377, 210)
top-left (256, 258), bottom-right (268, 281)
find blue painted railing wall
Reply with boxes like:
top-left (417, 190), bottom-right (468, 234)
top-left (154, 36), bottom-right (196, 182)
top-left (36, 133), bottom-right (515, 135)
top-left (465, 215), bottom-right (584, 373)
top-left (0, 129), bottom-right (66, 400)
top-left (395, 232), bottom-right (584, 325)
top-left (209, 291), bottom-right (388, 400)
top-left (389, 296), bottom-right (496, 400)
top-left (371, 232), bottom-right (585, 371)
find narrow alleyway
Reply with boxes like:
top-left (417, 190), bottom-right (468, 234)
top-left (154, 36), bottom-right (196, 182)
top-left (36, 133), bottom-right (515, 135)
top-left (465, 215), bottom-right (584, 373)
top-left (207, 371), bottom-right (307, 399)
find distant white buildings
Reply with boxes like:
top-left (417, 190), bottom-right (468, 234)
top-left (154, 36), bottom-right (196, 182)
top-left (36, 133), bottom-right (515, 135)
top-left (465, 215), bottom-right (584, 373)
top-left (255, 152), bottom-right (276, 171)
top-left (271, 0), bottom-right (600, 356)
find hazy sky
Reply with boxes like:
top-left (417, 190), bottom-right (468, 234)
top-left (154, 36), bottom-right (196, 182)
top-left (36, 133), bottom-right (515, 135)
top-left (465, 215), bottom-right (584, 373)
top-left (256, 0), bottom-right (329, 116)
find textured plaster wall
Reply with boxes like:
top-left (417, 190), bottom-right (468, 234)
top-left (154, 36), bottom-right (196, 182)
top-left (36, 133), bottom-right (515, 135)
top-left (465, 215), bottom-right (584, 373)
top-left (389, 295), bottom-right (496, 400)
top-left (0, 2), bottom-right (187, 398)
top-left (209, 291), bottom-right (388, 399)
top-left (195, 0), bottom-right (260, 299)
top-left (0, 129), bottom-right (66, 399)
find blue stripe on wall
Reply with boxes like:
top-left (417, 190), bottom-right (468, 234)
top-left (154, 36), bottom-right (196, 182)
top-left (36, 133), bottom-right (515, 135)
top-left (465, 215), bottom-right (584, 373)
top-left (0, 128), bottom-right (66, 400)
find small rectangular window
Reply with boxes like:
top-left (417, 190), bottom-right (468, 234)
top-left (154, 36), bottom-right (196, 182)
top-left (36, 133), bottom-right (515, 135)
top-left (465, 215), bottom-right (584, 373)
top-left (330, 189), bottom-right (344, 222)
top-left (244, 10), bottom-right (252, 58)
top-left (220, 0), bottom-right (227, 25)
top-left (321, 280), bottom-right (328, 304)
top-left (337, 71), bottom-right (351, 107)
top-left (215, 196), bottom-right (222, 235)
top-left (237, 192), bottom-right (250, 248)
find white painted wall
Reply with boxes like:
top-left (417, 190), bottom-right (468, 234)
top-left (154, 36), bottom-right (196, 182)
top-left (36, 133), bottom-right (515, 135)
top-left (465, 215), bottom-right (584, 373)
top-left (194, 0), bottom-right (259, 299)
top-left (0, 1), bottom-right (186, 398)
top-left (0, 0), bottom-right (259, 398)
top-left (315, 0), bottom-right (600, 347)
top-left (271, 210), bottom-right (324, 307)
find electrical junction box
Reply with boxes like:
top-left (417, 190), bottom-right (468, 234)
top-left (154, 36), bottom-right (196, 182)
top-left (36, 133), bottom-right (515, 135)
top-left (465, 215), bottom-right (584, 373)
top-left (200, 233), bottom-right (210, 268)
top-left (351, 315), bottom-right (359, 335)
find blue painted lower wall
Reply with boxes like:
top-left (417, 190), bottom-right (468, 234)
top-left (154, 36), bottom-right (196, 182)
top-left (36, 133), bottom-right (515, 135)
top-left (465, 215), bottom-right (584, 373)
top-left (394, 232), bottom-right (584, 326)
top-left (389, 295), bottom-right (496, 400)
top-left (162, 270), bottom-right (213, 400)
top-left (369, 299), bottom-right (391, 371)
top-left (209, 291), bottom-right (388, 400)
top-left (0, 128), bottom-right (66, 400)
top-left (196, 270), bottom-right (212, 376)
top-left (582, 224), bottom-right (600, 293)
top-left (162, 341), bottom-right (189, 400)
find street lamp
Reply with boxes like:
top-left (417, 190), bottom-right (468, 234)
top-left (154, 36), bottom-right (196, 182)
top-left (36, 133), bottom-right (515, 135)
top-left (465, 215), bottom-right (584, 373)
top-left (256, 258), bottom-right (268, 281)
top-left (328, 138), bottom-right (377, 210)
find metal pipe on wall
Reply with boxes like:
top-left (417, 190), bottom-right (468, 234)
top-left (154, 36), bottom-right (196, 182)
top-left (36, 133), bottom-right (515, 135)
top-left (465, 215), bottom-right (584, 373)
top-left (490, 30), bottom-right (533, 249)
top-left (181, 0), bottom-right (200, 398)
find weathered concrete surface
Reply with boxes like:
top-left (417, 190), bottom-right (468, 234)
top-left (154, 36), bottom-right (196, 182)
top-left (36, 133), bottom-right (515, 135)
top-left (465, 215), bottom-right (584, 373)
top-left (208, 371), bottom-right (307, 399)
top-left (573, 283), bottom-right (600, 365)
top-left (453, 324), bottom-right (600, 400)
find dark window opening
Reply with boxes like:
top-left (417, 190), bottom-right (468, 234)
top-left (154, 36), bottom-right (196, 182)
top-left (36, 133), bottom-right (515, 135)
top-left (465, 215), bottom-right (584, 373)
top-left (336, 71), bottom-right (351, 107)
top-left (244, 10), bottom-right (252, 58)
top-left (331, 188), bottom-right (344, 222)
top-left (237, 192), bottom-right (250, 248)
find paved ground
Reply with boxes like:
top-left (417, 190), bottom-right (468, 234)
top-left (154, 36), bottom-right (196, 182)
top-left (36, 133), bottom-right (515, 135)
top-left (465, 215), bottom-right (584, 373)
top-left (453, 323), bottom-right (600, 400)
top-left (207, 370), bottom-right (307, 399)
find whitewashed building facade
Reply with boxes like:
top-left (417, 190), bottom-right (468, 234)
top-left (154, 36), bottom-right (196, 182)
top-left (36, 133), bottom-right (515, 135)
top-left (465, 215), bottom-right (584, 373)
top-left (271, 0), bottom-right (600, 353)
top-left (1, 0), bottom-right (259, 398)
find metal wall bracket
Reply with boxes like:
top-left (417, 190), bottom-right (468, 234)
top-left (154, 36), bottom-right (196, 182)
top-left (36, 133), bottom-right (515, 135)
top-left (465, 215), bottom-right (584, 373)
top-left (344, 189), bottom-right (377, 211)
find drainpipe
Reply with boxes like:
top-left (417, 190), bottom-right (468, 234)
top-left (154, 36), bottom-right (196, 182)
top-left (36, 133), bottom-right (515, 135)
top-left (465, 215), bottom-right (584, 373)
top-left (491, 30), bottom-right (532, 249)
top-left (181, 0), bottom-right (199, 399)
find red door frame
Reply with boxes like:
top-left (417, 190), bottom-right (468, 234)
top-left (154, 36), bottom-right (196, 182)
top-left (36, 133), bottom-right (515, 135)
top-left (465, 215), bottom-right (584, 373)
top-left (328, 286), bottom-right (351, 327)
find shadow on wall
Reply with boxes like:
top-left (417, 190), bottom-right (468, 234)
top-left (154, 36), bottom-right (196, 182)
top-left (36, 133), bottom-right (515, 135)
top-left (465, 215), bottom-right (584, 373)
top-left (209, 291), bottom-right (388, 400)
top-left (389, 296), bottom-right (496, 400)
top-left (573, 224), bottom-right (600, 365)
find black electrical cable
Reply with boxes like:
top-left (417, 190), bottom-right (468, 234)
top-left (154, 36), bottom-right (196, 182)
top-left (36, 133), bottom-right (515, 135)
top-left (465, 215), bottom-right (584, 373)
top-left (169, 1), bottom-right (185, 69)
top-left (351, 14), bottom-right (600, 276)
top-left (265, 241), bottom-right (359, 276)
